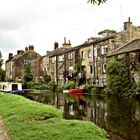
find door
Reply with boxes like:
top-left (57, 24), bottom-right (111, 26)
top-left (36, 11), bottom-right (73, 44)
top-left (12, 84), bottom-right (18, 91)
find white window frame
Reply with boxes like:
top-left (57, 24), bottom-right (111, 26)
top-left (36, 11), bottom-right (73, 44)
top-left (59, 55), bottom-right (64, 62)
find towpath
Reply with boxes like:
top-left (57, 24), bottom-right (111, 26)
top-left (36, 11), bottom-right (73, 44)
top-left (0, 116), bottom-right (10, 140)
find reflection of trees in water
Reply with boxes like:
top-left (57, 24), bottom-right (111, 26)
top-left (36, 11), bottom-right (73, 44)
top-left (63, 95), bottom-right (87, 120)
top-left (106, 97), bottom-right (140, 140)
top-left (24, 91), bottom-right (56, 105)
top-left (91, 96), bottom-right (107, 129)
top-left (24, 91), bottom-right (140, 140)
top-left (63, 94), bottom-right (107, 125)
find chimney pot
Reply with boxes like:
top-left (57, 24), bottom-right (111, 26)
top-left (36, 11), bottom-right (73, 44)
top-left (25, 47), bottom-right (28, 51)
top-left (17, 50), bottom-right (24, 55)
top-left (128, 17), bottom-right (131, 22)
top-left (9, 53), bottom-right (13, 59)
top-left (64, 37), bottom-right (66, 44)
top-left (54, 42), bottom-right (59, 49)
top-left (68, 40), bottom-right (71, 45)
top-left (17, 50), bottom-right (20, 55)
top-left (29, 45), bottom-right (34, 51)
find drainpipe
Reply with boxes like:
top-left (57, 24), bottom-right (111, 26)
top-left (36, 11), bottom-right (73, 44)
top-left (64, 53), bottom-right (66, 85)
top-left (56, 56), bottom-right (58, 85)
top-left (91, 46), bottom-right (95, 84)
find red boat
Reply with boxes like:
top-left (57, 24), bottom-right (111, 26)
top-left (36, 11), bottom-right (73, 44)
top-left (68, 89), bottom-right (83, 93)
top-left (69, 92), bottom-right (83, 97)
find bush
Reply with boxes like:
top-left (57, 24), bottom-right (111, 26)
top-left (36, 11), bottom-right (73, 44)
top-left (23, 82), bottom-right (48, 90)
top-left (38, 84), bottom-right (48, 90)
top-left (63, 81), bottom-right (77, 90)
top-left (57, 85), bottom-right (63, 92)
top-left (90, 87), bottom-right (103, 94)
top-left (106, 57), bottom-right (132, 96)
top-left (48, 80), bottom-right (57, 91)
top-left (82, 84), bottom-right (90, 93)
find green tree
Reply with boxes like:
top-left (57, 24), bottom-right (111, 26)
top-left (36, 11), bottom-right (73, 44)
top-left (0, 51), bottom-right (5, 81)
top-left (0, 51), bottom-right (3, 68)
top-left (88, 0), bottom-right (107, 5)
top-left (73, 56), bottom-right (82, 77)
top-left (98, 29), bottom-right (117, 36)
top-left (0, 68), bottom-right (5, 81)
top-left (24, 64), bottom-right (33, 82)
top-left (43, 73), bottom-right (51, 83)
top-left (106, 57), bottom-right (131, 96)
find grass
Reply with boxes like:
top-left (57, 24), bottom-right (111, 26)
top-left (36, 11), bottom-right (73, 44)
top-left (0, 92), bottom-right (108, 140)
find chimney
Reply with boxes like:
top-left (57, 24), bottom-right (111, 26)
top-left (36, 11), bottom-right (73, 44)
top-left (62, 37), bottom-right (71, 48)
top-left (8, 53), bottom-right (13, 60)
top-left (46, 51), bottom-right (51, 56)
top-left (17, 50), bottom-right (24, 55)
top-left (64, 37), bottom-right (66, 44)
top-left (54, 42), bottom-right (59, 50)
top-left (25, 47), bottom-right (28, 51)
top-left (124, 17), bottom-right (132, 30)
top-left (28, 45), bottom-right (34, 51)
top-left (17, 50), bottom-right (21, 55)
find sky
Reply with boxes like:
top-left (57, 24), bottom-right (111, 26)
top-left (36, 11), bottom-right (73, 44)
top-left (0, 0), bottom-right (140, 67)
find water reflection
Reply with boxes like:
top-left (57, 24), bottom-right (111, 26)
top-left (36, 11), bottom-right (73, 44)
top-left (24, 90), bottom-right (140, 140)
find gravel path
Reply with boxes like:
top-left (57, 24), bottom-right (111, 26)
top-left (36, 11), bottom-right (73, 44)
top-left (0, 117), bottom-right (10, 140)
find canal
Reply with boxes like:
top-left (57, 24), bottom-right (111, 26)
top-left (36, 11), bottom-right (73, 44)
top-left (24, 90), bottom-right (140, 140)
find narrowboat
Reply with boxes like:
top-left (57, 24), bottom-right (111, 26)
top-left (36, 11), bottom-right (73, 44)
top-left (0, 82), bottom-right (24, 94)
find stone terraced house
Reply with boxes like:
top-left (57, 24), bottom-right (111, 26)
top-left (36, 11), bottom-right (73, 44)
top-left (107, 38), bottom-right (140, 83)
top-left (5, 45), bottom-right (41, 82)
top-left (42, 18), bottom-right (140, 86)
top-left (5, 18), bottom-right (140, 86)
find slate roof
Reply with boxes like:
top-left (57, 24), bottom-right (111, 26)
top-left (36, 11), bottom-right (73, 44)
top-left (49, 35), bottom-right (115, 57)
top-left (107, 38), bottom-right (140, 57)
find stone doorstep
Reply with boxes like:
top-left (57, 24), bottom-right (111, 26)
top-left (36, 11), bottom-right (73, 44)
top-left (0, 117), bottom-right (10, 140)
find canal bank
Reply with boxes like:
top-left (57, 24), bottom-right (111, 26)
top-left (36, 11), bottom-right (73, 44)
top-left (0, 92), bottom-right (108, 140)
top-left (24, 90), bottom-right (140, 140)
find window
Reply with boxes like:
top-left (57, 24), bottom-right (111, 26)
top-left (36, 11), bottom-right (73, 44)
top-left (94, 48), bottom-right (97, 57)
top-left (68, 52), bottom-right (73, 60)
top-left (24, 60), bottom-right (30, 65)
top-left (103, 64), bottom-right (106, 73)
top-left (101, 45), bottom-right (108, 55)
top-left (137, 53), bottom-right (140, 63)
top-left (52, 57), bottom-right (56, 63)
top-left (88, 50), bottom-right (91, 58)
top-left (59, 55), bottom-right (64, 62)
top-left (81, 51), bottom-right (85, 60)
top-left (58, 66), bottom-right (64, 74)
top-left (90, 65), bottom-right (93, 74)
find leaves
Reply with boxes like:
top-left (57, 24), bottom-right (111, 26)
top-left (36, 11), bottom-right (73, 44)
top-left (24, 64), bottom-right (33, 82)
top-left (106, 57), bottom-right (132, 96)
top-left (0, 51), bottom-right (3, 68)
top-left (88, 0), bottom-right (107, 5)
top-left (98, 29), bottom-right (117, 36)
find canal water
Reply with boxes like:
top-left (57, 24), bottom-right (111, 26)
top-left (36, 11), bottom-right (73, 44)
top-left (24, 90), bottom-right (140, 140)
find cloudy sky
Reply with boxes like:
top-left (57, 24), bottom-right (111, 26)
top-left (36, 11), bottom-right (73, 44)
top-left (0, 0), bottom-right (140, 66)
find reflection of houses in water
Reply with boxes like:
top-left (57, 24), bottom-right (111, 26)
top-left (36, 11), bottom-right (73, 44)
top-left (24, 91), bottom-right (140, 140)
top-left (62, 94), bottom-right (108, 128)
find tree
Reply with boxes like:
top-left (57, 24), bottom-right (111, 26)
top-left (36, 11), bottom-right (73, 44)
top-left (73, 56), bottom-right (82, 77)
top-left (0, 68), bottom-right (5, 81)
top-left (88, 0), bottom-right (107, 5)
top-left (106, 57), bottom-right (132, 96)
top-left (0, 51), bottom-right (5, 81)
top-left (98, 29), bottom-right (117, 36)
top-left (43, 73), bottom-right (51, 83)
top-left (0, 51), bottom-right (3, 68)
top-left (24, 64), bottom-right (33, 82)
